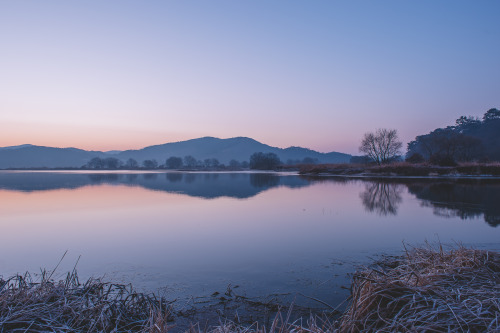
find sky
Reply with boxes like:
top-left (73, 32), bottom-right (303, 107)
top-left (1, 1), bottom-right (499, 154)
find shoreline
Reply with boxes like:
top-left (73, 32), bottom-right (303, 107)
top-left (3, 167), bottom-right (500, 180)
top-left (302, 173), bottom-right (500, 180)
top-left (298, 162), bottom-right (500, 179)
top-left (3, 162), bottom-right (500, 180)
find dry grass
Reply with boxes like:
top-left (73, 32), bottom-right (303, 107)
top-left (299, 162), bottom-right (500, 177)
top-left (456, 162), bottom-right (500, 176)
top-left (0, 270), bottom-right (174, 332)
top-left (184, 310), bottom-right (337, 333)
top-left (2, 245), bottom-right (499, 332)
top-left (339, 245), bottom-right (500, 332)
top-left (298, 163), bottom-right (366, 176)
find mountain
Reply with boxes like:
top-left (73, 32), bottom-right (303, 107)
top-left (0, 137), bottom-right (351, 169)
top-left (0, 146), bottom-right (107, 169)
top-left (0, 144), bottom-right (35, 150)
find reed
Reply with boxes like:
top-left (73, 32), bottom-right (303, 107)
top-left (2, 245), bottom-right (499, 332)
top-left (299, 162), bottom-right (500, 177)
top-left (338, 245), bottom-right (500, 332)
top-left (184, 311), bottom-right (336, 333)
top-left (0, 270), bottom-right (174, 332)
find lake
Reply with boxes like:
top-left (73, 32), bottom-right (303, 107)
top-left (1, 171), bottom-right (499, 322)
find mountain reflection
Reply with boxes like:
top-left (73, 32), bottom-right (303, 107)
top-left (0, 172), bottom-right (310, 199)
top-left (360, 182), bottom-right (403, 216)
top-left (1, 172), bottom-right (499, 227)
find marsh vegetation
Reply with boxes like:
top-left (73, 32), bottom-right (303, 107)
top-left (2, 245), bottom-right (498, 332)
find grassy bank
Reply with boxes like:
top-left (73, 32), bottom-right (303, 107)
top-left (299, 162), bottom-right (500, 177)
top-left (1, 246), bottom-right (499, 332)
top-left (0, 270), bottom-right (174, 332)
top-left (339, 245), bottom-right (500, 332)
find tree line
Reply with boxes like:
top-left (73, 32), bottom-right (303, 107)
top-left (83, 152), bottom-right (286, 170)
top-left (357, 108), bottom-right (500, 165)
top-left (406, 108), bottom-right (500, 165)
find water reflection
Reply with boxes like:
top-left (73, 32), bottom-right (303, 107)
top-left (144, 173), bottom-right (158, 180)
top-left (358, 178), bottom-right (500, 227)
top-left (0, 172), bottom-right (311, 199)
top-left (126, 174), bottom-right (138, 181)
top-left (406, 180), bottom-right (500, 227)
top-left (250, 173), bottom-right (280, 188)
top-left (301, 176), bottom-right (500, 227)
top-left (89, 173), bottom-right (120, 182)
top-left (1, 172), bottom-right (499, 227)
top-left (166, 173), bottom-right (182, 182)
top-left (360, 182), bottom-right (403, 216)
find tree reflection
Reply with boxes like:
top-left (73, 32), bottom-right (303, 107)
top-left (184, 173), bottom-right (196, 184)
top-left (143, 173), bottom-right (158, 180)
top-left (166, 173), bottom-right (183, 182)
top-left (126, 174), bottom-right (138, 181)
top-left (88, 174), bottom-right (120, 182)
top-left (407, 180), bottom-right (500, 227)
top-left (485, 215), bottom-right (500, 228)
top-left (250, 174), bottom-right (280, 188)
top-left (360, 182), bottom-right (403, 216)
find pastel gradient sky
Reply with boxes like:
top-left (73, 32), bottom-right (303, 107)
top-left (1, 1), bottom-right (499, 154)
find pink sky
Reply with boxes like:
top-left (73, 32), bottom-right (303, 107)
top-left (1, 1), bottom-right (499, 154)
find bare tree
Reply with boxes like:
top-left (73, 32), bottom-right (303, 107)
top-left (125, 158), bottom-right (139, 169)
top-left (359, 128), bottom-right (402, 165)
top-left (142, 159), bottom-right (158, 169)
top-left (360, 182), bottom-right (403, 216)
top-left (165, 156), bottom-right (183, 169)
top-left (183, 155), bottom-right (197, 168)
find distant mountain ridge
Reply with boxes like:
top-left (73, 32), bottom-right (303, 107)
top-left (0, 144), bottom-right (35, 150)
top-left (0, 136), bottom-right (350, 169)
top-left (0, 145), bottom-right (108, 169)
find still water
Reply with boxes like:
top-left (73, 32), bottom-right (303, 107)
top-left (0, 171), bottom-right (499, 313)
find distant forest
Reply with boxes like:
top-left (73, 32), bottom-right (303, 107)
top-left (406, 108), bottom-right (500, 165)
top-left (84, 152), bottom-right (284, 171)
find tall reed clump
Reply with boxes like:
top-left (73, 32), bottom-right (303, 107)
top-left (0, 270), bottom-right (174, 332)
top-left (338, 245), bottom-right (500, 332)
